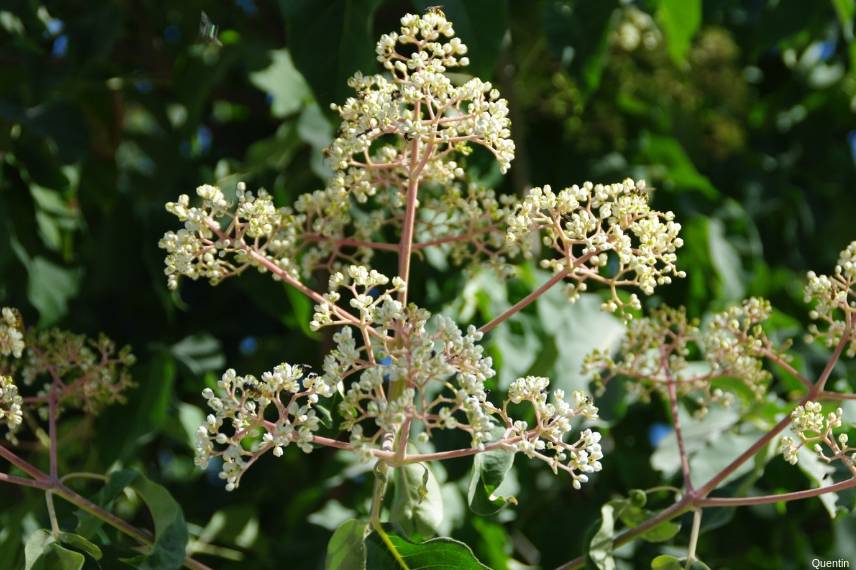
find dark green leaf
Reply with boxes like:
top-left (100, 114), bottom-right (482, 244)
top-left (325, 519), bottom-right (368, 570)
top-left (75, 469), bottom-right (188, 570)
top-left (467, 444), bottom-right (516, 515)
top-left (58, 533), bottom-right (102, 561)
top-left (412, 0), bottom-right (509, 78)
top-left (365, 525), bottom-right (489, 569)
top-left (281, 0), bottom-right (383, 109)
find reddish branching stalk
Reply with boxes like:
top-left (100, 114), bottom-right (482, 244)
top-left (556, 331), bottom-right (853, 570)
top-left (663, 351), bottom-right (693, 492)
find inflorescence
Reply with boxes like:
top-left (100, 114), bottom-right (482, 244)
top-left (583, 298), bottom-right (779, 414)
top-left (0, 306), bottom-right (136, 441)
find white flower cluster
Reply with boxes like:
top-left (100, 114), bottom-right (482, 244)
top-left (16, 329), bottom-right (136, 416)
top-left (0, 308), bottom-right (24, 440)
top-left (159, 183), bottom-right (304, 290)
top-left (0, 309), bottom-right (135, 420)
top-left (585, 300), bottom-right (779, 412)
top-left (506, 179), bottom-right (684, 315)
top-left (305, 266), bottom-right (604, 485)
top-left (195, 364), bottom-right (325, 491)
top-left (804, 241), bottom-right (856, 357)
top-left (702, 298), bottom-right (776, 400)
top-left (506, 376), bottom-right (603, 489)
top-left (0, 375), bottom-right (22, 439)
top-left (0, 307), bottom-right (24, 358)
top-left (613, 6), bottom-right (662, 52)
top-left (781, 402), bottom-right (854, 468)
top-left (416, 183), bottom-right (519, 276)
top-left (330, 10), bottom-right (515, 188)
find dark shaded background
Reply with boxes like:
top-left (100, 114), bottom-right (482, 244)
top-left (1, 0), bottom-right (856, 568)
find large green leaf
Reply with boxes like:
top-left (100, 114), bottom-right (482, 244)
top-left (656, 0), bottom-right (702, 64)
top-left (467, 443), bottom-right (516, 515)
top-left (26, 257), bottom-right (82, 326)
top-left (536, 287), bottom-right (625, 393)
top-left (75, 469), bottom-right (188, 570)
top-left (365, 525), bottom-right (489, 569)
top-left (280, 0), bottom-right (383, 109)
top-left (250, 49), bottom-right (313, 118)
top-left (326, 519), bottom-right (368, 570)
top-left (542, 0), bottom-right (620, 93)
top-left (390, 463), bottom-right (444, 538)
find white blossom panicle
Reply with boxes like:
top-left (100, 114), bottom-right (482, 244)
top-left (0, 375), bottom-right (22, 439)
top-left (585, 300), bottom-right (780, 414)
top-left (781, 402), bottom-right (854, 469)
top-left (506, 377), bottom-right (603, 488)
top-left (702, 297), bottom-right (776, 400)
top-left (332, 10), bottom-right (515, 181)
top-left (506, 179), bottom-right (684, 316)
top-left (804, 241), bottom-right (856, 357)
top-left (0, 307), bottom-right (24, 359)
top-left (195, 364), bottom-right (325, 491)
top-left (0, 310), bottom-right (135, 420)
top-left (197, 264), bottom-right (604, 490)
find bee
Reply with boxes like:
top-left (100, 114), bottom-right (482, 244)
top-left (199, 11), bottom-right (223, 47)
top-left (425, 5), bottom-right (445, 15)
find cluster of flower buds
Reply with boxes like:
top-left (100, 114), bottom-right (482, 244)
top-left (0, 375), bottom-right (22, 439)
top-left (195, 264), bottom-right (604, 490)
top-left (612, 6), bottom-right (662, 52)
top-left (0, 307), bottom-right (135, 439)
top-left (584, 299), bottom-right (780, 413)
top-left (804, 240), bottom-right (856, 357)
top-left (506, 179), bottom-right (685, 315)
top-left (415, 183), bottom-right (519, 276)
top-left (335, 10), bottom-right (515, 179)
top-left (505, 376), bottom-right (603, 489)
top-left (781, 402), bottom-right (855, 469)
top-left (195, 364), bottom-right (325, 491)
top-left (0, 307), bottom-right (24, 359)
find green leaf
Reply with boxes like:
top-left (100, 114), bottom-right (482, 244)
top-left (467, 444), bottom-right (516, 515)
top-left (390, 463), bottom-right (444, 539)
top-left (281, 0), bottom-right (383, 109)
top-left (641, 520), bottom-right (682, 543)
top-left (612, 496), bottom-right (681, 543)
top-left (170, 333), bottom-right (225, 375)
top-left (365, 525), bottom-right (489, 569)
top-left (24, 530), bottom-right (85, 570)
top-left (831, 0), bottom-right (855, 41)
top-left (638, 133), bottom-right (718, 199)
top-left (326, 519), bottom-right (368, 570)
top-left (75, 469), bottom-right (188, 570)
top-left (656, 0), bottom-right (702, 64)
top-left (250, 49), bottom-right (312, 118)
top-left (651, 555), bottom-right (711, 570)
top-left (536, 287), bottom-right (625, 393)
top-left (707, 219), bottom-right (745, 301)
top-left (589, 503), bottom-right (616, 570)
top-left (26, 257), bottom-right (82, 326)
top-left (58, 532), bottom-right (102, 561)
top-left (542, 0), bottom-right (620, 93)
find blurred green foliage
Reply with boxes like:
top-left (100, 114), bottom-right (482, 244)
top-left (1, 0), bottom-right (856, 568)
